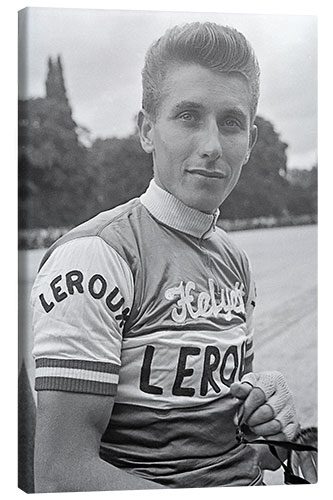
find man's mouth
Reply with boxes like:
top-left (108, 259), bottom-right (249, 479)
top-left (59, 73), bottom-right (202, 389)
top-left (188, 169), bottom-right (227, 179)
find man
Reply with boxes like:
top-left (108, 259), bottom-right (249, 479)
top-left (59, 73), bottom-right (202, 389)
top-left (31, 22), bottom-right (299, 492)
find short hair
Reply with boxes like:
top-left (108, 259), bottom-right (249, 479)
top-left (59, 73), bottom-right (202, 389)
top-left (142, 22), bottom-right (260, 123)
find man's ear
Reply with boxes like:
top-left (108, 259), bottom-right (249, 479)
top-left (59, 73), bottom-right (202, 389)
top-left (243, 125), bottom-right (258, 166)
top-left (137, 110), bottom-right (155, 154)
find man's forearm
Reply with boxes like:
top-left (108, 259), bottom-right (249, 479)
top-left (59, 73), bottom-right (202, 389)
top-left (35, 454), bottom-right (165, 493)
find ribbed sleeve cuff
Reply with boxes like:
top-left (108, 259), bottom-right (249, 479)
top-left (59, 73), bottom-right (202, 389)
top-left (35, 358), bottom-right (120, 396)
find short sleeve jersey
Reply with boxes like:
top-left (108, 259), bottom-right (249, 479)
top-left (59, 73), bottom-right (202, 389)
top-left (31, 180), bottom-right (260, 488)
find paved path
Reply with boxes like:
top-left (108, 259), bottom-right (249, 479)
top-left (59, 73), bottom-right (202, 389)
top-left (231, 225), bottom-right (317, 428)
top-left (230, 225), bottom-right (317, 485)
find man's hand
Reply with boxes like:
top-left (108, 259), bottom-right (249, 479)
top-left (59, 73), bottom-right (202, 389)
top-left (230, 371), bottom-right (299, 441)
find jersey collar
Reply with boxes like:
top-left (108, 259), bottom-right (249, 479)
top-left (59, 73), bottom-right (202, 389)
top-left (140, 179), bottom-right (220, 239)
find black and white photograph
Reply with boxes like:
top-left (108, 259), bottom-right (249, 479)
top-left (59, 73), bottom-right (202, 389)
top-left (17, 3), bottom-right (318, 495)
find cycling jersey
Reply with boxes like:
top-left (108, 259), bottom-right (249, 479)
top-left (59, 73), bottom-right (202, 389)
top-left (31, 179), bottom-right (260, 487)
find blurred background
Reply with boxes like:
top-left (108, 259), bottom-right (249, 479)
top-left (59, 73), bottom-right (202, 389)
top-left (18, 8), bottom-right (317, 248)
top-left (17, 7), bottom-right (317, 492)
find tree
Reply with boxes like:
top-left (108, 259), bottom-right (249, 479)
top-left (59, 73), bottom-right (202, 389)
top-left (286, 165), bottom-right (317, 215)
top-left (220, 116), bottom-right (290, 219)
top-left (88, 134), bottom-right (153, 213)
top-left (18, 57), bottom-right (98, 229)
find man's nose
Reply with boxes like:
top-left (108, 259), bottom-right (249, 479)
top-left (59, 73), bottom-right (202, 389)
top-left (199, 120), bottom-right (223, 161)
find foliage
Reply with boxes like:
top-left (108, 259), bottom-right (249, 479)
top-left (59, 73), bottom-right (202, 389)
top-left (285, 166), bottom-right (317, 215)
top-left (88, 136), bottom-right (153, 213)
top-left (19, 98), bottom-right (97, 228)
top-left (220, 116), bottom-right (290, 219)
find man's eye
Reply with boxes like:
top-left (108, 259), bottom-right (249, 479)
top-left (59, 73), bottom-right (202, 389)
top-left (224, 118), bottom-right (239, 127)
top-left (179, 112), bottom-right (196, 121)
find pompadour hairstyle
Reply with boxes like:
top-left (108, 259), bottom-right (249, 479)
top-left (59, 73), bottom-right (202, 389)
top-left (142, 22), bottom-right (260, 122)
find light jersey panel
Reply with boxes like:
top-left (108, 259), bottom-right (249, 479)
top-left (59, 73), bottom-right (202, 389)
top-left (32, 180), bottom-right (259, 488)
top-left (31, 236), bottom-right (133, 395)
top-left (117, 326), bottom-right (248, 408)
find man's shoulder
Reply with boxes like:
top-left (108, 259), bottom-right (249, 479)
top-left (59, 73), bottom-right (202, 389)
top-left (39, 197), bottom-right (145, 270)
top-left (215, 224), bottom-right (244, 252)
top-left (77, 197), bottom-right (142, 233)
top-left (215, 225), bottom-right (251, 269)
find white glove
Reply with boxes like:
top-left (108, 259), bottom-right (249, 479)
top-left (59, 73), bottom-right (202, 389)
top-left (230, 371), bottom-right (299, 441)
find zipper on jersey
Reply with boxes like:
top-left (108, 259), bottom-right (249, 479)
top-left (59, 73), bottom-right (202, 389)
top-left (200, 210), bottom-right (219, 240)
top-left (212, 210), bottom-right (219, 231)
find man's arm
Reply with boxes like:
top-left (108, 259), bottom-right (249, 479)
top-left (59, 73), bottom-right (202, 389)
top-left (34, 391), bottom-right (165, 493)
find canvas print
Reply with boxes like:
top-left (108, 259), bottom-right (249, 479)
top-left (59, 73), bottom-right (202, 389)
top-left (18, 7), bottom-right (318, 493)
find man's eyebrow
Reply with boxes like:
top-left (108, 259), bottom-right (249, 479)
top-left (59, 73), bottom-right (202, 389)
top-left (222, 107), bottom-right (248, 121)
top-left (172, 101), bottom-right (204, 111)
top-left (171, 102), bottom-right (249, 121)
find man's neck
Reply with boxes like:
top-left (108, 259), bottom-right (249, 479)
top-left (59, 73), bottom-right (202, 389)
top-left (140, 179), bottom-right (219, 239)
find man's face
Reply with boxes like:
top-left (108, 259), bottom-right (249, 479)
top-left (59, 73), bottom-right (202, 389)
top-left (139, 63), bottom-right (257, 214)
